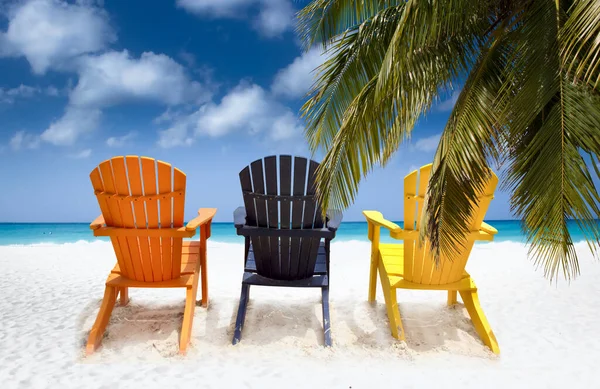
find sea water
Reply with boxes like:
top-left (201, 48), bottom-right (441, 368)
top-left (0, 220), bottom-right (594, 246)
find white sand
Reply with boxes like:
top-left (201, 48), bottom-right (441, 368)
top-left (0, 240), bottom-right (599, 388)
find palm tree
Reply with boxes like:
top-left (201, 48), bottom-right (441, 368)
top-left (297, 0), bottom-right (600, 281)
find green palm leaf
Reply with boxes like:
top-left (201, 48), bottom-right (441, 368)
top-left (298, 0), bottom-right (600, 281)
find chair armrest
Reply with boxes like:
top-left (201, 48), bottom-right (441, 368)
top-left (363, 210), bottom-right (414, 241)
top-left (363, 210), bottom-right (402, 233)
top-left (233, 206), bottom-right (246, 228)
top-left (480, 221), bottom-right (498, 235)
top-left (326, 209), bottom-right (343, 231)
top-left (235, 225), bottom-right (335, 240)
top-left (90, 215), bottom-right (105, 230)
top-left (185, 208), bottom-right (217, 231)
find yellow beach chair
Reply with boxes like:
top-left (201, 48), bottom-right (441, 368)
top-left (86, 156), bottom-right (216, 355)
top-left (363, 163), bottom-right (500, 354)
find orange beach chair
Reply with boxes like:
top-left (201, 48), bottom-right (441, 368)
top-left (86, 156), bottom-right (216, 354)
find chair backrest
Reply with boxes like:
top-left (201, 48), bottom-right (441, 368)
top-left (402, 164), bottom-right (498, 285)
top-left (239, 155), bottom-right (324, 280)
top-left (90, 156), bottom-right (187, 282)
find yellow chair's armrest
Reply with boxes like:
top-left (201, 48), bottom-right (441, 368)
top-left (363, 211), bottom-right (401, 232)
top-left (480, 221), bottom-right (497, 235)
top-left (90, 215), bottom-right (105, 230)
top-left (363, 210), bottom-right (409, 242)
top-left (185, 208), bottom-right (217, 231)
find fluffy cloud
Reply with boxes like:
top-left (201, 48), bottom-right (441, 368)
top-left (1, 0), bottom-right (210, 148)
top-left (0, 0), bottom-right (115, 74)
top-left (41, 107), bottom-right (102, 146)
top-left (413, 133), bottom-right (441, 152)
top-left (176, 0), bottom-right (294, 36)
top-left (71, 50), bottom-right (207, 107)
top-left (106, 131), bottom-right (136, 147)
top-left (9, 130), bottom-right (40, 150)
top-left (272, 48), bottom-right (327, 98)
top-left (40, 50), bottom-right (209, 146)
top-left (157, 83), bottom-right (303, 147)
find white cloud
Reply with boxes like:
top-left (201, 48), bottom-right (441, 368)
top-left (176, 0), bottom-right (294, 36)
top-left (157, 122), bottom-right (195, 148)
top-left (42, 50), bottom-right (209, 146)
top-left (272, 48), bottom-right (327, 98)
top-left (1, 0), bottom-right (214, 150)
top-left (253, 0), bottom-right (294, 37)
top-left (41, 107), bottom-right (101, 146)
top-left (69, 148), bottom-right (92, 159)
top-left (70, 50), bottom-right (207, 107)
top-left (0, 0), bottom-right (115, 74)
top-left (413, 133), bottom-right (441, 152)
top-left (270, 112), bottom-right (303, 141)
top-left (106, 131), bottom-right (136, 147)
top-left (9, 130), bottom-right (40, 150)
top-left (157, 83), bottom-right (303, 148)
top-left (0, 84), bottom-right (38, 103)
top-left (435, 90), bottom-right (460, 112)
top-left (0, 84), bottom-right (63, 103)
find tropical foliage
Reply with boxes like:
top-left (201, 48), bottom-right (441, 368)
top-left (297, 0), bottom-right (600, 281)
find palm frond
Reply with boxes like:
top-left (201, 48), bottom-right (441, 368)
top-left (501, 0), bottom-right (600, 281)
top-left (561, 0), bottom-right (600, 89)
top-left (422, 28), bottom-right (510, 262)
top-left (298, 0), bottom-right (600, 281)
top-left (302, 5), bottom-right (405, 151)
top-left (313, 76), bottom-right (413, 212)
top-left (297, 0), bottom-right (403, 50)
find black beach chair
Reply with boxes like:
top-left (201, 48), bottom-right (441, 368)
top-left (232, 155), bottom-right (342, 346)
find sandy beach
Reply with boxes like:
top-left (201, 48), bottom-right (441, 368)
top-left (1, 240), bottom-right (598, 388)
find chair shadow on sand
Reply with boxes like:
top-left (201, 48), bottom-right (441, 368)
top-left (78, 295), bottom-right (223, 358)
top-left (77, 293), bottom-right (495, 359)
top-left (224, 294), bottom-right (329, 347)
top-left (343, 298), bottom-right (496, 357)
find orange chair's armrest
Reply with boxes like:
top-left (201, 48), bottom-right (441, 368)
top-left (90, 215), bottom-right (105, 230)
top-left (185, 208), bottom-right (217, 231)
top-left (480, 221), bottom-right (498, 235)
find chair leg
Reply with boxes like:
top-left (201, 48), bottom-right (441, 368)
top-left (459, 289), bottom-right (500, 354)
top-left (321, 286), bottom-right (332, 347)
top-left (232, 284), bottom-right (250, 345)
top-left (118, 287), bottom-right (129, 306)
top-left (86, 286), bottom-right (117, 355)
top-left (180, 275), bottom-right (201, 354)
top-left (368, 253), bottom-right (379, 303)
top-left (379, 265), bottom-right (404, 340)
top-left (447, 290), bottom-right (458, 306)
top-left (200, 236), bottom-right (209, 308)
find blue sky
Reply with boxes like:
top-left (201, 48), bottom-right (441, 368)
top-left (0, 0), bottom-right (512, 222)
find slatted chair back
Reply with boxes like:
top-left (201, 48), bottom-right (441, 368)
top-left (239, 155), bottom-right (324, 280)
top-left (402, 164), bottom-right (498, 285)
top-left (90, 156), bottom-right (187, 282)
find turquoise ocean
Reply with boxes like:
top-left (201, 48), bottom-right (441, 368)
top-left (0, 220), bottom-right (594, 246)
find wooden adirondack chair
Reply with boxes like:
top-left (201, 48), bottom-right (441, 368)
top-left (232, 155), bottom-right (342, 346)
top-left (363, 163), bottom-right (500, 354)
top-left (86, 156), bottom-right (216, 355)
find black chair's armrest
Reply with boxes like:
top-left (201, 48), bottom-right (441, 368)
top-left (234, 206), bottom-right (246, 228)
top-left (326, 209), bottom-right (343, 231)
top-left (236, 225), bottom-right (335, 240)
